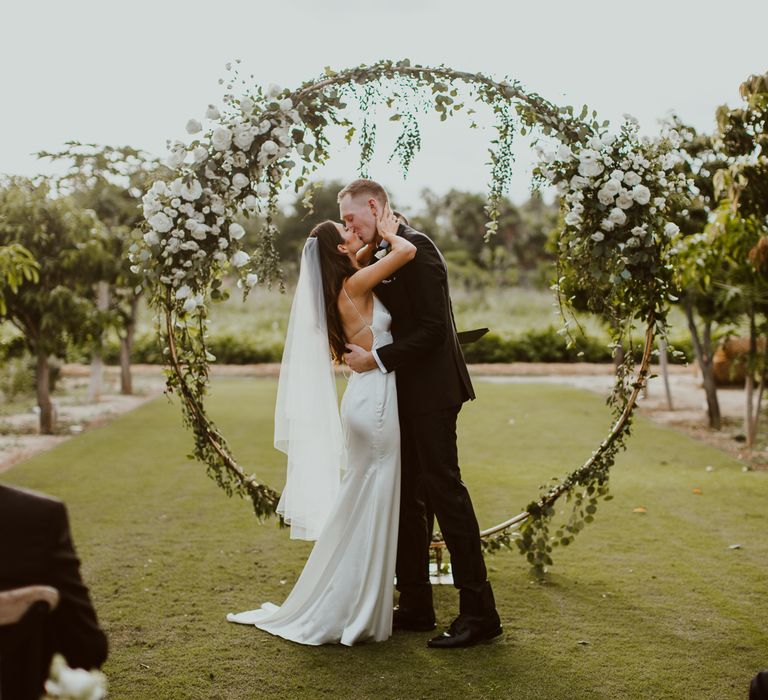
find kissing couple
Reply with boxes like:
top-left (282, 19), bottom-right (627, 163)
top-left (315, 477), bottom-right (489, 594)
top-left (228, 178), bottom-right (501, 648)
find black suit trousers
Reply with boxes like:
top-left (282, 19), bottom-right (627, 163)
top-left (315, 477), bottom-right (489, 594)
top-left (395, 404), bottom-right (487, 608)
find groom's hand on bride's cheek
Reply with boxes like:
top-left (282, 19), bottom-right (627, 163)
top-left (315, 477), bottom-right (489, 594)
top-left (343, 344), bottom-right (377, 372)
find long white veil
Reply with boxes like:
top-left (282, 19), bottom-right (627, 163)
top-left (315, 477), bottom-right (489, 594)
top-left (274, 237), bottom-right (344, 540)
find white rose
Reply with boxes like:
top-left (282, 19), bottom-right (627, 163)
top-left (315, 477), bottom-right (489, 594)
top-left (664, 222), bottom-right (680, 236)
top-left (616, 191), bottom-right (634, 209)
top-left (180, 179), bottom-right (203, 201)
top-left (556, 144), bottom-right (573, 161)
top-left (536, 147), bottom-right (555, 164)
top-left (555, 180), bottom-right (569, 195)
top-left (603, 179), bottom-right (621, 196)
top-left (148, 212), bottom-right (173, 233)
top-left (578, 158), bottom-right (604, 178)
top-left (229, 223), bottom-right (246, 240)
top-left (608, 208), bottom-right (627, 226)
top-left (190, 223), bottom-right (209, 240)
top-left (601, 133), bottom-right (616, 147)
top-left (653, 197), bottom-right (666, 208)
top-left (233, 125), bottom-right (255, 150)
top-left (631, 226), bottom-right (645, 237)
top-left (600, 219), bottom-right (615, 231)
top-left (623, 171), bottom-right (641, 187)
top-left (259, 119), bottom-right (272, 135)
top-left (564, 211), bottom-right (582, 227)
top-left (171, 197), bottom-right (181, 208)
top-left (193, 146), bottom-right (208, 163)
top-left (151, 181), bottom-right (168, 196)
top-left (46, 665), bottom-right (104, 699)
top-left (591, 232), bottom-right (605, 242)
top-left (167, 148), bottom-right (186, 169)
top-left (597, 188), bottom-right (615, 206)
top-left (632, 184), bottom-right (651, 205)
top-left (175, 284), bottom-right (192, 300)
top-left (142, 192), bottom-right (161, 218)
top-left (610, 169), bottom-right (624, 181)
top-left (587, 136), bottom-right (604, 151)
top-left (569, 175), bottom-right (589, 190)
top-left (169, 178), bottom-right (184, 197)
top-left (214, 251), bottom-right (228, 263)
top-left (183, 296), bottom-right (198, 313)
top-left (210, 197), bottom-right (225, 215)
top-left (266, 83), bottom-right (282, 98)
top-left (212, 126), bottom-right (233, 152)
top-left (279, 98), bottom-right (293, 112)
top-left (260, 140), bottom-right (279, 156)
top-left (186, 119), bottom-right (202, 134)
top-left (143, 231), bottom-right (159, 246)
top-left (205, 104), bottom-right (221, 120)
top-left (246, 273), bottom-right (259, 287)
top-left (232, 173), bottom-right (249, 189)
top-left (240, 96), bottom-right (255, 113)
top-left (272, 126), bottom-right (292, 146)
top-left (256, 182), bottom-right (270, 197)
top-left (218, 237), bottom-right (229, 249)
top-left (232, 250), bottom-right (250, 267)
top-left (243, 194), bottom-right (258, 210)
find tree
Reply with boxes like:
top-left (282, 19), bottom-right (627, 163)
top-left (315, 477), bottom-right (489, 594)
top-left (38, 143), bottom-right (165, 395)
top-left (0, 178), bottom-right (109, 433)
top-left (669, 119), bottom-right (732, 429)
top-left (713, 71), bottom-right (768, 445)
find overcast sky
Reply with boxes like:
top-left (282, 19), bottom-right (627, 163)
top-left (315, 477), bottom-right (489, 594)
top-left (2, 0), bottom-right (766, 212)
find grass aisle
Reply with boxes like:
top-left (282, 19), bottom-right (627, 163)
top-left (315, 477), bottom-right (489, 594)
top-left (4, 380), bottom-right (767, 699)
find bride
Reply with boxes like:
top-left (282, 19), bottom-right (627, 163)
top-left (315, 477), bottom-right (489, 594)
top-left (227, 205), bottom-right (415, 645)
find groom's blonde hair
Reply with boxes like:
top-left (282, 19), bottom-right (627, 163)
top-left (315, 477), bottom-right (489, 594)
top-left (337, 178), bottom-right (389, 206)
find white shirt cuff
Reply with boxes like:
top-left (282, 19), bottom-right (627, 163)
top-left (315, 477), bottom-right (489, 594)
top-left (371, 348), bottom-right (387, 374)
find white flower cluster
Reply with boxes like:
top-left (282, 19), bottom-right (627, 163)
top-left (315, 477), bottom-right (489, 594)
top-left (45, 654), bottom-right (107, 700)
top-left (129, 78), bottom-right (307, 315)
top-left (536, 124), bottom-right (689, 259)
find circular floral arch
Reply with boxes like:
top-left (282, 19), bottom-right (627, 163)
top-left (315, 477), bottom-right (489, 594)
top-left (130, 60), bottom-right (690, 575)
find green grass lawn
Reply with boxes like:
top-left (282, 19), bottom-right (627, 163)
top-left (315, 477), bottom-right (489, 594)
top-left (3, 380), bottom-right (767, 699)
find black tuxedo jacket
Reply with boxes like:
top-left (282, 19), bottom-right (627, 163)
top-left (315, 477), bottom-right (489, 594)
top-left (0, 484), bottom-right (108, 672)
top-left (373, 225), bottom-right (474, 417)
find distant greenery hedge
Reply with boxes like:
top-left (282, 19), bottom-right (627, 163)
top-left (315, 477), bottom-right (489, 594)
top-left (91, 327), bottom-right (693, 366)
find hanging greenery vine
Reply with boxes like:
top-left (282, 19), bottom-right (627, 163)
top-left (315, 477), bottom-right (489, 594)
top-left (129, 59), bottom-right (691, 575)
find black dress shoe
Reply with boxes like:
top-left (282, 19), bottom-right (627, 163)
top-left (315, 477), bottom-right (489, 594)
top-left (427, 612), bottom-right (502, 648)
top-left (392, 606), bottom-right (436, 632)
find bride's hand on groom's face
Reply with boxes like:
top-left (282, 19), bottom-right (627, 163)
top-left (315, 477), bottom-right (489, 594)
top-left (343, 344), bottom-right (378, 373)
top-left (376, 204), bottom-right (399, 241)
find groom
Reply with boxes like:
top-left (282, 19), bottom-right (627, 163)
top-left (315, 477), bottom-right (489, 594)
top-left (339, 179), bottom-right (501, 648)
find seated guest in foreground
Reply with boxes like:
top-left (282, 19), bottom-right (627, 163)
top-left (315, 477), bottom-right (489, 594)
top-left (0, 483), bottom-right (108, 695)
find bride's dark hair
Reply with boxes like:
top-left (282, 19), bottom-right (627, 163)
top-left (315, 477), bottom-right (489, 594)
top-left (309, 220), bottom-right (358, 363)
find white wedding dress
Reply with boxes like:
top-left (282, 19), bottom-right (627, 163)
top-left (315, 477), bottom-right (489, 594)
top-left (227, 295), bottom-right (400, 645)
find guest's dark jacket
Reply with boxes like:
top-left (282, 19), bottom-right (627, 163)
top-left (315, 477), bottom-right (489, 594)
top-left (0, 483), bottom-right (108, 672)
top-left (374, 224), bottom-right (475, 417)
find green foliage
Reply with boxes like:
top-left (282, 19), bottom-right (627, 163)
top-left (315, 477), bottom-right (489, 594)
top-left (0, 243), bottom-right (39, 316)
top-left (37, 143), bottom-right (166, 350)
top-left (0, 178), bottom-right (111, 357)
